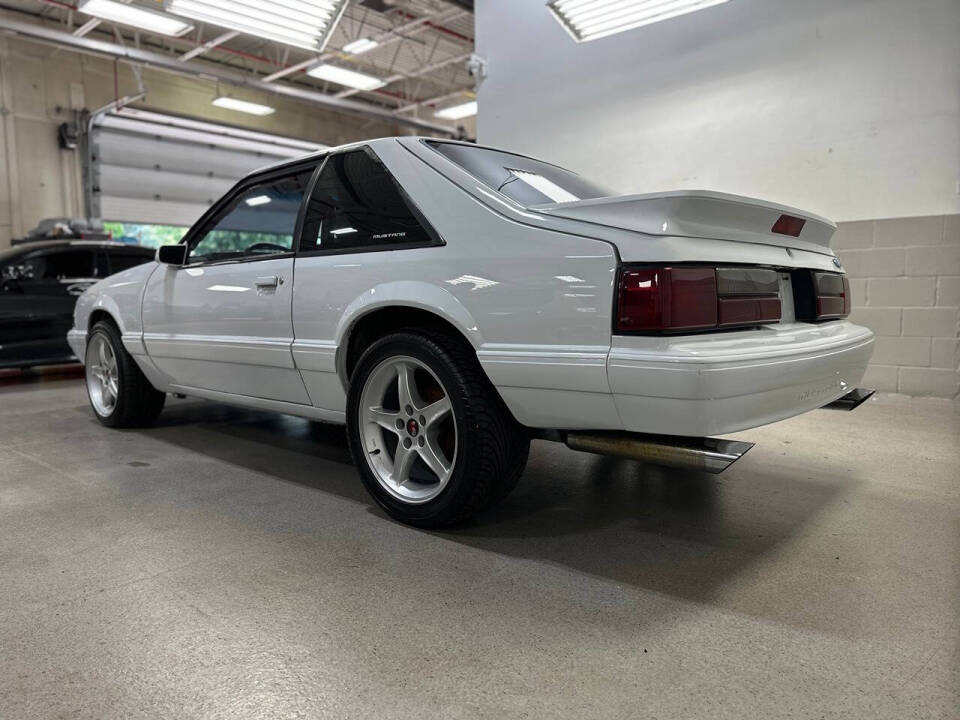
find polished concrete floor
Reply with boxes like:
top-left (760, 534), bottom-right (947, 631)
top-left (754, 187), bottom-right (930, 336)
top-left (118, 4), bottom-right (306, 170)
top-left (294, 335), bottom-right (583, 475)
top-left (1, 370), bottom-right (957, 719)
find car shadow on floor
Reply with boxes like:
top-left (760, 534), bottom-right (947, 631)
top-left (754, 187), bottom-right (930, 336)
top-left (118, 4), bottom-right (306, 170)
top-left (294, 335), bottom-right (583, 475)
top-left (142, 398), bottom-right (851, 628)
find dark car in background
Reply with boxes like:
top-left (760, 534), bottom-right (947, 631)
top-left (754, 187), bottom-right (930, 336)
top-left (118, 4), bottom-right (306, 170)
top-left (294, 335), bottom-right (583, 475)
top-left (0, 240), bottom-right (155, 369)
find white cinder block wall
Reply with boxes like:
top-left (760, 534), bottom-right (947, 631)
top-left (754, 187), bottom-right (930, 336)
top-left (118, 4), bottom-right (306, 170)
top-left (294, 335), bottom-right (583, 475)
top-left (836, 216), bottom-right (959, 397)
top-left (475, 0), bottom-right (960, 398)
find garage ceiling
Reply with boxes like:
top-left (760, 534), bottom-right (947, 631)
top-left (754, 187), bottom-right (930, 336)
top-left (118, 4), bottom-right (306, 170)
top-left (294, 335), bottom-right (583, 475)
top-left (0, 0), bottom-right (476, 131)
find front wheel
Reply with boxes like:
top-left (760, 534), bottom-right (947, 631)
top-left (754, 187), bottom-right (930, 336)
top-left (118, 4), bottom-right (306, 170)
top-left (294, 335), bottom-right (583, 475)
top-left (85, 320), bottom-right (165, 428)
top-left (346, 330), bottom-right (528, 527)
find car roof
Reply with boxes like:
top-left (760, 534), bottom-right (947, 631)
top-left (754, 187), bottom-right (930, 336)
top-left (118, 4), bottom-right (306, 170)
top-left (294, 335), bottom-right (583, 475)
top-left (249, 135), bottom-right (459, 177)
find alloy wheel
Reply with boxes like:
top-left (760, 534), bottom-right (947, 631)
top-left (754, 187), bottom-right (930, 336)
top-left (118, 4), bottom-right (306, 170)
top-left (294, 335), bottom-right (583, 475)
top-left (86, 333), bottom-right (120, 417)
top-left (358, 355), bottom-right (457, 504)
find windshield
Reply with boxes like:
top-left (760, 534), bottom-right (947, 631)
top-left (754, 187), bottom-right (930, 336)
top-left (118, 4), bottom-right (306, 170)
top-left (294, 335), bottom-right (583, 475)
top-left (426, 141), bottom-right (614, 207)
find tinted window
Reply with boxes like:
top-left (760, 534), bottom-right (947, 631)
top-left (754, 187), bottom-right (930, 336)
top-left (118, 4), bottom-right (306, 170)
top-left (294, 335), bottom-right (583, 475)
top-left (108, 250), bottom-right (153, 273)
top-left (299, 148), bottom-right (437, 253)
top-left (189, 169), bottom-right (314, 263)
top-left (426, 141), bottom-right (614, 207)
top-left (41, 250), bottom-right (96, 279)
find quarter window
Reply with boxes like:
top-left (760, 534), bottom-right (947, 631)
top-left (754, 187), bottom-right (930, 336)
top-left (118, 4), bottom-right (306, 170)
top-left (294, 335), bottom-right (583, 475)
top-left (299, 148), bottom-right (437, 253)
top-left (189, 169), bottom-right (315, 263)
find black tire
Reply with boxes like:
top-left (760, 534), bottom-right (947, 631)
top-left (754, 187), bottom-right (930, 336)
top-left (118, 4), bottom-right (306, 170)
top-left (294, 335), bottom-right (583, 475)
top-left (85, 320), bottom-right (166, 428)
top-left (346, 329), bottom-right (529, 528)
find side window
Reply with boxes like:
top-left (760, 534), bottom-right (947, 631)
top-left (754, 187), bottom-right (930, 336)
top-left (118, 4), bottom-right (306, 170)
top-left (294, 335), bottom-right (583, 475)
top-left (40, 250), bottom-right (96, 280)
top-left (189, 169), bottom-right (315, 263)
top-left (299, 148), bottom-right (437, 253)
top-left (108, 251), bottom-right (152, 273)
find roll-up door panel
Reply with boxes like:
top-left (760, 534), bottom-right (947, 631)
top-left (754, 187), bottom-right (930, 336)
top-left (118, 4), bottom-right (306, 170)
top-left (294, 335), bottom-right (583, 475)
top-left (97, 133), bottom-right (273, 178)
top-left (98, 164), bottom-right (235, 204)
top-left (91, 108), bottom-right (325, 227)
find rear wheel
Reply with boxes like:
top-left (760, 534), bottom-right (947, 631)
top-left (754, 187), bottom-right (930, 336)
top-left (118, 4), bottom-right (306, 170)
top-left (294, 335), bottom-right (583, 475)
top-left (85, 320), bottom-right (165, 428)
top-left (346, 330), bottom-right (528, 527)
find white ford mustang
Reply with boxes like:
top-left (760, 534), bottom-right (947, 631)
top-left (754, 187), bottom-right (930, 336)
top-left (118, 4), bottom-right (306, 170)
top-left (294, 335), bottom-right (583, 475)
top-left (68, 137), bottom-right (874, 526)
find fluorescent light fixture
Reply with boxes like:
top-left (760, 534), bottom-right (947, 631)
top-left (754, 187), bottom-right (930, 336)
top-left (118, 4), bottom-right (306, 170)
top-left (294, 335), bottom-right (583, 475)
top-left (306, 64), bottom-right (385, 91)
top-left (79, 0), bottom-right (193, 37)
top-left (164, 0), bottom-right (349, 51)
top-left (507, 169), bottom-right (580, 203)
top-left (329, 227), bottom-right (357, 235)
top-left (433, 100), bottom-right (477, 120)
top-left (547, 0), bottom-right (731, 42)
top-left (211, 96), bottom-right (276, 116)
top-left (245, 195), bottom-right (272, 207)
top-left (342, 37), bottom-right (379, 54)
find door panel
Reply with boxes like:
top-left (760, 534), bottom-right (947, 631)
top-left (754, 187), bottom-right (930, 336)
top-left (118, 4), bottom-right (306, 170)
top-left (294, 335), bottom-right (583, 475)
top-left (142, 258), bottom-right (308, 402)
top-left (141, 166), bottom-right (316, 403)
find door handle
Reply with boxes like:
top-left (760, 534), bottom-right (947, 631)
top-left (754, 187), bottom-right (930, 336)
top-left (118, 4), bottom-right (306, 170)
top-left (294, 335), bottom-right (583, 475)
top-left (66, 282), bottom-right (93, 296)
top-left (254, 275), bottom-right (281, 289)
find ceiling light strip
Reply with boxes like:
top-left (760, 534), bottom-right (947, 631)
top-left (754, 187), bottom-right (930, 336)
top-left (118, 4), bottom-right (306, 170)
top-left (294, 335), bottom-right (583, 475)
top-left (164, 0), bottom-right (347, 51)
top-left (166, 7), bottom-right (322, 49)
top-left (222, 0), bottom-right (334, 27)
top-left (548, 0), bottom-right (730, 41)
top-left (307, 63), bottom-right (385, 91)
top-left (434, 100), bottom-right (476, 120)
top-left (172, 0), bottom-right (328, 37)
top-left (572, 0), bottom-right (719, 30)
top-left (79, 0), bottom-right (193, 37)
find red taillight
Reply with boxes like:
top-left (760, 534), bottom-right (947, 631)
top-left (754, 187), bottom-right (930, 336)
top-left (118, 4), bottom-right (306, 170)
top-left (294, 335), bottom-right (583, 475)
top-left (813, 272), bottom-right (851, 319)
top-left (772, 214), bottom-right (806, 237)
top-left (616, 268), bottom-right (717, 332)
top-left (616, 266), bottom-right (781, 333)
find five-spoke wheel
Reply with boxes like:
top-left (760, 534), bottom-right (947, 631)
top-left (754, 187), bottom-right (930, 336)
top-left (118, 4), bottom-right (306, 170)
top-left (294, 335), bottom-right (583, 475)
top-left (84, 320), bottom-right (166, 428)
top-left (359, 356), bottom-right (457, 504)
top-left (85, 333), bottom-right (120, 417)
top-left (347, 330), bottom-right (529, 527)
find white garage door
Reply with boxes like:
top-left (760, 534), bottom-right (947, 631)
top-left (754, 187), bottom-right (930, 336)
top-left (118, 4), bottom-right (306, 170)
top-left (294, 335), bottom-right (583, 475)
top-left (91, 108), bottom-right (326, 227)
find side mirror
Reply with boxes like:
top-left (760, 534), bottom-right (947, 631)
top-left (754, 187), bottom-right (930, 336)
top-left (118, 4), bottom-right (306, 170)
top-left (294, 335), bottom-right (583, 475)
top-left (157, 244), bottom-right (188, 265)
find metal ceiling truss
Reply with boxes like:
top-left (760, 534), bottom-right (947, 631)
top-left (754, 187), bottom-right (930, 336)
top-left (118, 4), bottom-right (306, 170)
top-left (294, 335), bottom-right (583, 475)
top-left (0, 14), bottom-right (457, 134)
top-left (9, 0), bottom-right (474, 130)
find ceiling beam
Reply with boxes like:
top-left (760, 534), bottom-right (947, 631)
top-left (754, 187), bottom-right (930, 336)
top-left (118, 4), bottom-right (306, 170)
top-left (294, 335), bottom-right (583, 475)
top-left (178, 30), bottom-right (240, 62)
top-left (335, 52), bottom-right (471, 100)
top-left (261, 8), bottom-right (467, 84)
top-left (0, 16), bottom-right (456, 135)
top-left (395, 89), bottom-right (469, 114)
top-left (73, 17), bottom-right (100, 37)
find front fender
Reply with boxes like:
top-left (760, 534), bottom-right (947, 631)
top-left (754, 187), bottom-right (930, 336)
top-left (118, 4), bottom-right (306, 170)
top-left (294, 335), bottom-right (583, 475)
top-left (69, 263), bottom-right (158, 359)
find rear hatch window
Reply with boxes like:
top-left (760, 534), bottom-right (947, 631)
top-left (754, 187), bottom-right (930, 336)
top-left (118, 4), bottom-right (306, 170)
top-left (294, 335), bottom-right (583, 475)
top-left (426, 141), bottom-right (614, 207)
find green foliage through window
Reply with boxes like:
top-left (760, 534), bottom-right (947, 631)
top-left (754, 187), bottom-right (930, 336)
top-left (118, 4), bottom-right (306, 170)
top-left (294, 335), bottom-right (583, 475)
top-left (103, 222), bottom-right (189, 249)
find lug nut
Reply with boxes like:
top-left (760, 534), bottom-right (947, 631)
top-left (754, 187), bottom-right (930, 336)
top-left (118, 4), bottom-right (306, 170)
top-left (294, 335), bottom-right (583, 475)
top-left (395, 418), bottom-right (404, 430)
top-left (418, 436), bottom-right (425, 447)
top-left (405, 404), bottom-right (413, 415)
top-left (419, 415), bottom-right (426, 426)
top-left (403, 438), bottom-right (412, 448)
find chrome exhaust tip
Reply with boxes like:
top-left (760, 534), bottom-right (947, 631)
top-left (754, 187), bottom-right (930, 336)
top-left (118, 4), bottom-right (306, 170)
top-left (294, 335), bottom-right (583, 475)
top-left (564, 432), bottom-right (754, 474)
top-left (821, 387), bottom-right (875, 411)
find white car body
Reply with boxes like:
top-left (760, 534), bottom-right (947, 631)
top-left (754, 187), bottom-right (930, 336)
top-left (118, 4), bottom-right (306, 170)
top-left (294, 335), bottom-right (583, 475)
top-left (68, 136), bottom-right (874, 440)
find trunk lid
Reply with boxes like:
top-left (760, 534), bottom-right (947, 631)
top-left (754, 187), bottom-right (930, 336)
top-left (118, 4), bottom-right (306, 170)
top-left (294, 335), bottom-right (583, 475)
top-left (531, 190), bottom-right (836, 256)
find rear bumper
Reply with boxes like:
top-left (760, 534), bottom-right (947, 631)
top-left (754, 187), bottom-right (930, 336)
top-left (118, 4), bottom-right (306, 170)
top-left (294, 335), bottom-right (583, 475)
top-left (608, 321), bottom-right (874, 436)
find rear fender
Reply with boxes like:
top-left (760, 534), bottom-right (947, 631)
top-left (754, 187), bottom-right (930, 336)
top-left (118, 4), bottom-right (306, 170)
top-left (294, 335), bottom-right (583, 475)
top-left (333, 280), bottom-right (484, 386)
